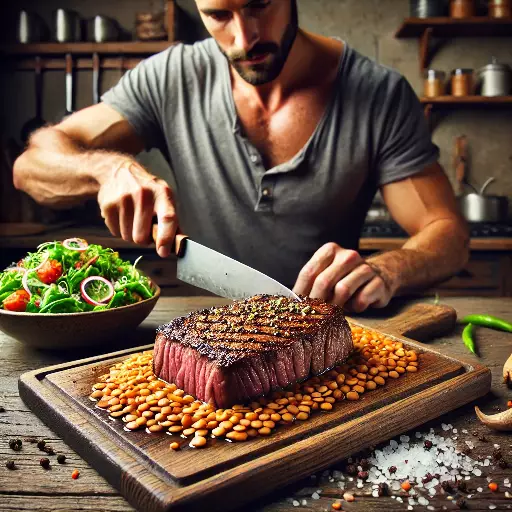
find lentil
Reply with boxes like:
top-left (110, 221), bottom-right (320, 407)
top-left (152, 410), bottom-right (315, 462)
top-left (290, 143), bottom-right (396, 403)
top-left (71, 469), bottom-right (80, 479)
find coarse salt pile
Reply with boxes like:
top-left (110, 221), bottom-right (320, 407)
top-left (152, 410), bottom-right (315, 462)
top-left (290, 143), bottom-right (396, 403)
top-left (368, 427), bottom-right (486, 491)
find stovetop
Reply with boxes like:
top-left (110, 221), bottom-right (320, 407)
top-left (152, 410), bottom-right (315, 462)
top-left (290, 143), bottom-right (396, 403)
top-left (361, 222), bottom-right (512, 238)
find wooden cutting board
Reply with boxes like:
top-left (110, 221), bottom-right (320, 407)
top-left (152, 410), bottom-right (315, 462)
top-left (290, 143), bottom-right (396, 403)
top-left (19, 304), bottom-right (491, 512)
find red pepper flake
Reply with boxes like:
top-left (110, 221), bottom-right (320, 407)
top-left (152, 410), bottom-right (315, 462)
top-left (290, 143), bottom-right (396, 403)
top-left (71, 469), bottom-right (80, 480)
top-left (489, 482), bottom-right (498, 492)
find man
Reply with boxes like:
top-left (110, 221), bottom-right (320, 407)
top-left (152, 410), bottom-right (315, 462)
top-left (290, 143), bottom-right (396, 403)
top-left (13, 0), bottom-right (469, 312)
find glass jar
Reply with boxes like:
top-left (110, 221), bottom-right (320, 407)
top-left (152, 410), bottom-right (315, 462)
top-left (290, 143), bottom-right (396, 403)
top-left (424, 70), bottom-right (446, 97)
top-left (450, 0), bottom-right (476, 18)
top-left (488, 0), bottom-right (512, 19)
top-left (451, 68), bottom-right (474, 96)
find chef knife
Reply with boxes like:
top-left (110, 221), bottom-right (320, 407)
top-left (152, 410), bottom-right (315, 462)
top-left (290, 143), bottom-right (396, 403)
top-left (152, 228), bottom-right (300, 301)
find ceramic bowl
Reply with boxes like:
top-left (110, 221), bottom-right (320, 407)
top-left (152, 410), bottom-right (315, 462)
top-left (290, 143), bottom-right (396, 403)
top-left (0, 283), bottom-right (160, 349)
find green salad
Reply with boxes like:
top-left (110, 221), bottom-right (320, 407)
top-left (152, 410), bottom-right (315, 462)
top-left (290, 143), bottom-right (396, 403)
top-left (0, 238), bottom-right (156, 313)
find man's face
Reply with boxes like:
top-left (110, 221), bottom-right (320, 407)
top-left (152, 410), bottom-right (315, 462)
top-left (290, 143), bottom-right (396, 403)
top-left (196, 0), bottom-right (298, 85)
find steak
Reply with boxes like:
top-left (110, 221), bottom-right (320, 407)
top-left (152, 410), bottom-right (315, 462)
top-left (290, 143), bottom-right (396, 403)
top-left (153, 295), bottom-right (353, 408)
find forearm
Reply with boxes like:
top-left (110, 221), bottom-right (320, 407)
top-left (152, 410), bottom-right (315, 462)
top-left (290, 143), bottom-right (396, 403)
top-left (13, 127), bottom-right (130, 208)
top-left (366, 218), bottom-right (470, 295)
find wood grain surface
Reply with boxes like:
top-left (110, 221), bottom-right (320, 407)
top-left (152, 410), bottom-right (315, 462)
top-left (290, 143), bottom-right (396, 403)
top-left (1, 296), bottom-right (511, 512)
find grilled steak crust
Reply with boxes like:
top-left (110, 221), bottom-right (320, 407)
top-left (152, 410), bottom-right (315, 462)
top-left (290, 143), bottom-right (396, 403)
top-left (153, 295), bottom-right (353, 408)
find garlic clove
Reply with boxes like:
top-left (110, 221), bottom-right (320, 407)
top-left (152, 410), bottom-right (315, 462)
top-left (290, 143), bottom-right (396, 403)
top-left (475, 406), bottom-right (512, 431)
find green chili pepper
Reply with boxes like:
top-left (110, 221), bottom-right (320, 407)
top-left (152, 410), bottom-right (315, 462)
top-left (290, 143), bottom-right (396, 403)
top-left (462, 323), bottom-right (476, 355)
top-left (460, 314), bottom-right (512, 333)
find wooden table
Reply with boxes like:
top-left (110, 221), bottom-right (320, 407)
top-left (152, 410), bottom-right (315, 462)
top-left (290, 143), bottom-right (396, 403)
top-left (1, 296), bottom-right (511, 511)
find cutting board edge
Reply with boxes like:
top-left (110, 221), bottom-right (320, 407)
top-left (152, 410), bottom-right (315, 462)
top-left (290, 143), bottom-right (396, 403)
top-left (18, 358), bottom-right (492, 512)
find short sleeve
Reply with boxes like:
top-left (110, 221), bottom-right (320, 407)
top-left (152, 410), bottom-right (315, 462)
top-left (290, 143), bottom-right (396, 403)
top-left (101, 49), bottom-right (172, 152)
top-left (376, 76), bottom-right (440, 186)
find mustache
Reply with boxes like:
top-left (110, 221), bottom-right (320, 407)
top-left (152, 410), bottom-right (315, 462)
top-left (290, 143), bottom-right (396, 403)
top-left (227, 42), bottom-right (279, 62)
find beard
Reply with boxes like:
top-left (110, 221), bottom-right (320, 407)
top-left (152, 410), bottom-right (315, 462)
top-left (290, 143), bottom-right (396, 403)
top-left (218, 9), bottom-right (298, 85)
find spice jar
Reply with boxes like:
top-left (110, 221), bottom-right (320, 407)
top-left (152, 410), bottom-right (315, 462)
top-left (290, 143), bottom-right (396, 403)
top-left (489, 0), bottom-right (512, 18)
top-left (423, 69), bottom-right (446, 97)
top-left (450, 0), bottom-right (476, 17)
top-left (451, 68), bottom-right (474, 96)
top-left (410, 0), bottom-right (449, 17)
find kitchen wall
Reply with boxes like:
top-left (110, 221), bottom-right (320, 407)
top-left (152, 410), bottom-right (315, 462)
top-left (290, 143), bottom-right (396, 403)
top-left (1, 0), bottom-right (511, 222)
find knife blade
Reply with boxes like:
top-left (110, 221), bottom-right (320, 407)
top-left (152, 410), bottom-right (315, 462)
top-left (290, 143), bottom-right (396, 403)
top-left (176, 237), bottom-right (300, 301)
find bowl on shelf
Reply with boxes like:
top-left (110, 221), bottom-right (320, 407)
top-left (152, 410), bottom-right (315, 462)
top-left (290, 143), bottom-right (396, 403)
top-left (0, 280), bottom-right (160, 349)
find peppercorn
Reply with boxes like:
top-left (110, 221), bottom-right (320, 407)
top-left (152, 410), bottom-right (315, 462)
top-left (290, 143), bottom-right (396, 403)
top-left (422, 473), bottom-right (434, 484)
top-left (492, 448), bottom-right (503, 460)
top-left (360, 458), bottom-right (369, 470)
top-left (57, 454), bottom-right (66, 464)
top-left (472, 431), bottom-right (478, 437)
top-left (441, 480), bottom-right (453, 493)
top-left (456, 497), bottom-right (467, 509)
top-left (377, 482), bottom-right (389, 497)
top-left (345, 464), bottom-right (357, 475)
top-left (389, 466), bottom-right (397, 474)
top-left (39, 457), bottom-right (50, 469)
top-left (5, 460), bottom-right (15, 470)
top-left (43, 446), bottom-right (55, 456)
top-left (8, 439), bottom-right (22, 451)
top-left (0, 406), bottom-right (5, 413)
top-left (357, 471), bottom-right (369, 481)
top-left (37, 440), bottom-right (46, 450)
top-left (457, 479), bottom-right (467, 492)
top-left (424, 440), bottom-right (433, 450)
top-left (499, 458), bottom-right (508, 469)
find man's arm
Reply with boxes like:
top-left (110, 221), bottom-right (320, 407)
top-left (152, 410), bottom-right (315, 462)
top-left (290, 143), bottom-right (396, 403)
top-left (13, 104), bottom-right (176, 257)
top-left (366, 162), bottom-right (470, 296)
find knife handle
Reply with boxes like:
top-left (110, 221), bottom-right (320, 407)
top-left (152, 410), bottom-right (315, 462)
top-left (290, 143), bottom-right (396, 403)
top-left (151, 224), bottom-right (188, 257)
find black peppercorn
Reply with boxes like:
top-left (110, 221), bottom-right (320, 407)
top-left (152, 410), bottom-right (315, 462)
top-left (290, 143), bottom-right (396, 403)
top-left (345, 464), bottom-right (357, 475)
top-left (360, 458), bottom-right (370, 470)
top-left (456, 497), bottom-right (467, 509)
top-left (424, 440), bottom-right (433, 450)
top-left (457, 479), bottom-right (467, 492)
top-left (499, 458), bottom-right (508, 469)
top-left (441, 480), bottom-right (453, 493)
top-left (388, 466), bottom-right (397, 474)
top-left (44, 446), bottom-right (55, 456)
top-left (57, 454), bottom-right (66, 464)
top-left (0, 406), bottom-right (5, 413)
top-left (5, 460), bottom-right (15, 470)
top-left (39, 457), bottom-right (50, 469)
top-left (8, 439), bottom-right (22, 451)
top-left (358, 471), bottom-right (369, 481)
top-left (377, 482), bottom-right (389, 497)
top-left (492, 448), bottom-right (503, 460)
top-left (37, 440), bottom-right (46, 450)
top-left (422, 473), bottom-right (434, 484)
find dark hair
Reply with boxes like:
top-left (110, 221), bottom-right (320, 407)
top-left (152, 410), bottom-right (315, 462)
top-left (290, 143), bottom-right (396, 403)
top-left (291, 0), bottom-right (298, 26)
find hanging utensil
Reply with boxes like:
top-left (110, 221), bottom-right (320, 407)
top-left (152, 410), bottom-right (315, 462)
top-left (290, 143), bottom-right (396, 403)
top-left (62, 53), bottom-right (74, 120)
top-left (479, 177), bottom-right (496, 196)
top-left (20, 56), bottom-right (46, 144)
top-left (92, 52), bottom-right (100, 105)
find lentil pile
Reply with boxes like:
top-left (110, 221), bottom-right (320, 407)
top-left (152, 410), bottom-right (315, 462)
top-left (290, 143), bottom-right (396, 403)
top-left (89, 324), bottom-right (419, 448)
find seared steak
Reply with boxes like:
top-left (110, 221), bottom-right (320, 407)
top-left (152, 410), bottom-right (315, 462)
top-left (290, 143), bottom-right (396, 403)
top-left (153, 295), bottom-right (353, 408)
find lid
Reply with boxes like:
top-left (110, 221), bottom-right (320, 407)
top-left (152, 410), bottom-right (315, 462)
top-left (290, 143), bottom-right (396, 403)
top-left (478, 57), bottom-right (512, 74)
top-left (451, 68), bottom-right (474, 75)
top-left (424, 69), bottom-right (446, 79)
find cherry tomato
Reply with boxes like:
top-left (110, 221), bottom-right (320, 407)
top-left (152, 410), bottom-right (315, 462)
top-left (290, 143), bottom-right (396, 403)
top-left (36, 259), bottom-right (63, 284)
top-left (3, 290), bottom-right (30, 312)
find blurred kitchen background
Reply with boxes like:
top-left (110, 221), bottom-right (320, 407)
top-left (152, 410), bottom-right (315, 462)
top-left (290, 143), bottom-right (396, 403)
top-left (0, 0), bottom-right (511, 297)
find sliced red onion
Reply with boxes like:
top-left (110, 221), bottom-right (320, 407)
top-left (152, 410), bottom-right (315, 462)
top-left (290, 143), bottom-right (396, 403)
top-left (63, 238), bottom-right (89, 251)
top-left (80, 276), bottom-right (114, 307)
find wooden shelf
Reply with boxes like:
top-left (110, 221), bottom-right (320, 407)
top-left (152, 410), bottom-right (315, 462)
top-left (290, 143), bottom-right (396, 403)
top-left (421, 96), bottom-right (512, 105)
top-left (395, 17), bottom-right (512, 72)
top-left (0, 41), bottom-right (174, 56)
top-left (395, 17), bottom-right (512, 38)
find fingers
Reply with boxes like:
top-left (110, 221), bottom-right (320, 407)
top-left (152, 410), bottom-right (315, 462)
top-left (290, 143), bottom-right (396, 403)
top-left (153, 182), bottom-right (177, 258)
top-left (331, 263), bottom-right (375, 306)
top-left (293, 243), bottom-right (339, 296)
top-left (345, 276), bottom-right (391, 313)
top-left (309, 249), bottom-right (363, 300)
top-left (132, 186), bottom-right (155, 245)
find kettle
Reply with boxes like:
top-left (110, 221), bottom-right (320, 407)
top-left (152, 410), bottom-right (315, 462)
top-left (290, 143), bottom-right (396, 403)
top-left (458, 177), bottom-right (509, 223)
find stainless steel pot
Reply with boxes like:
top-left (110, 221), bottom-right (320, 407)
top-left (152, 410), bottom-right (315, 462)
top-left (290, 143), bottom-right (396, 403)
top-left (85, 15), bottom-right (120, 42)
top-left (54, 9), bottom-right (81, 42)
top-left (458, 193), bottom-right (509, 222)
top-left (477, 58), bottom-right (512, 97)
top-left (17, 10), bottom-right (48, 43)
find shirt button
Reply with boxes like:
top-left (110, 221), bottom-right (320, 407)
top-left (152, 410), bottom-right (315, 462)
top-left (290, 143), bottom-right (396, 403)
top-left (250, 154), bottom-right (259, 163)
top-left (262, 187), bottom-right (272, 198)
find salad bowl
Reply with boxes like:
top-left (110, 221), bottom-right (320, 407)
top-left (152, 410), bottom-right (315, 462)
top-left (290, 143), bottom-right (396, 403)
top-left (0, 238), bottom-right (161, 349)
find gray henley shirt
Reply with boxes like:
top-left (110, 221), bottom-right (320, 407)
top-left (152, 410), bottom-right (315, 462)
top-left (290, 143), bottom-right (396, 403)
top-left (101, 38), bottom-right (439, 288)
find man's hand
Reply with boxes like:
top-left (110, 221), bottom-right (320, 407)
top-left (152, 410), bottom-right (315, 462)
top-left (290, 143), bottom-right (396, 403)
top-left (97, 159), bottom-right (177, 258)
top-left (293, 243), bottom-right (393, 312)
